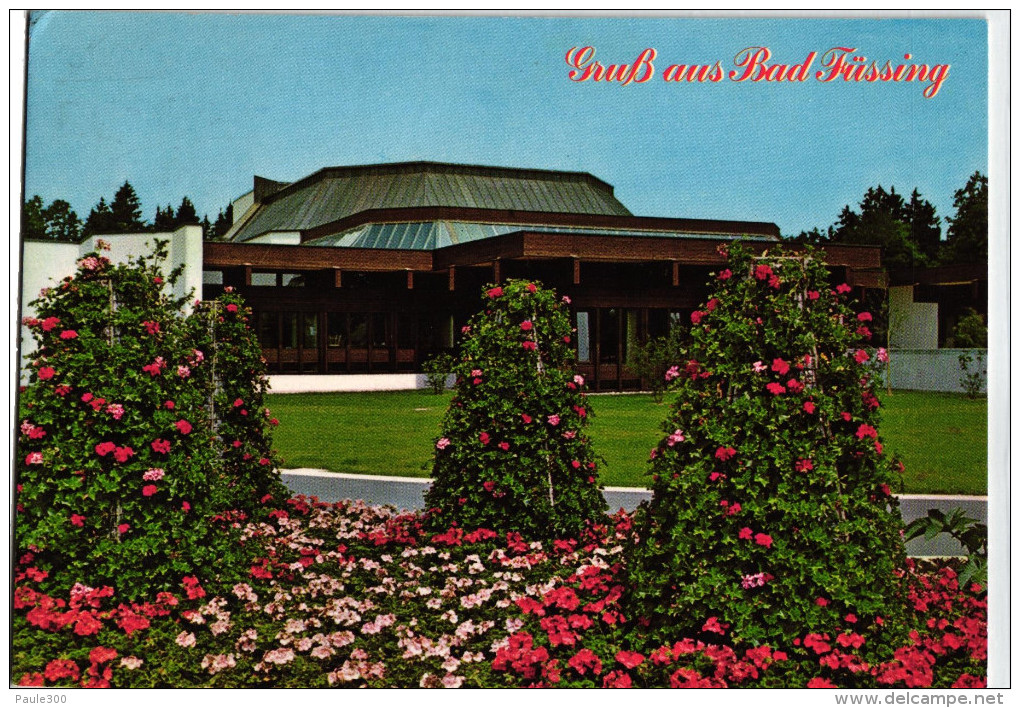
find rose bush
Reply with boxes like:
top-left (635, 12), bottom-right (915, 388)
top-left (424, 280), bottom-right (607, 539)
top-left (628, 244), bottom-right (909, 654)
top-left (16, 241), bottom-right (286, 600)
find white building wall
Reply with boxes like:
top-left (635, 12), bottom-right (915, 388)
top-left (18, 226), bottom-right (203, 376)
top-left (886, 348), bottom-right (987, 394)
top-left (888, 285), bottom-right (938, 350)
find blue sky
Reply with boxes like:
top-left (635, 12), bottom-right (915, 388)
top-left (22, 12), bottom-right (988, 237)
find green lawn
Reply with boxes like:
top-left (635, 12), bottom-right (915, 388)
top-left (266, 389), bottom-right (987, 495)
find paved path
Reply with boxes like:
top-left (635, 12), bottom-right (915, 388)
top-left (281, 469), bottom-right (986, 557)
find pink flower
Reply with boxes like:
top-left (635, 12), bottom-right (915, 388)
top-left (754, 533), bottom-right (773, 548)
top-left (41, 316), bottom-right (61, 332)
top-left (25, 451), bottom-right (43, 465)
top-left (664, 365), bottom-right (680, 382)
top-left (702, 617), bottom-right (728, 634)
top-left (59, 330), bottom-right (78, 340)
top-left (520, 320), bottom-right (533, 331)
top-left (706, 298), bottom-right (719, 312)
top-left (877, 347), bottom-right (889, 363)
top-left (815, 597), bottom-right (830, 607)
top-left (118, 524), bottom-right (130, 534)
top-left (615, 650), bottom-right (644, 669)
top-left (715, 446), bottom-right (736, 461)
top-left (690, 310), bottom-right (703, 325)
top-left (142, 485), bottom-right (158, 497)
top-left (165, 400), bottom-right (175, 409)
top-left (461, 325), bottom-right (471, 334)
top-left (807, 290), bottom-right (820, 300)
top-left (752, 360), bottom-right (767, 373)
top-left (766, 382), bottom-right (786, 395)
top-left (106, 403), bottom-right (124, 420)
top-left (37, 366), bottom-right (55, 381)
top-left (175, 419), bottom-right (193, 435)
top-left (486, 287), bottom-right (503, 299)
top-left (786, 378), bottom-right (805, 393)
top-left (226, 304), bottom-right (238, 313)
top-left (836, 283), bottom-right (852, 294)
top-left (857, 311), bottom-right (872, 322)
top-left (182, 501), bottom-right (191, 512)
top-left (142, 321), bottom-right (160, 335)
top-left (562, 295), bottom-right (571, 304)
top-left (573, 374), bottom-right (585, 386)
top-left (803, 401), bottom-right (816, 414)
top-left (177, 365), bottom-right (191, 378)
top-left (176, 631), bottom-right (196, 648)
top-left (718, 268), bottom-right (732, 280)
top-left (143, 468), bottom-right (165, 481)
top-left (795, 458), bottom-right (814, 472)
top-left (521, 413), bottom-right (532, 424)
top-left (153, 276), bottom-right (163, 285)
top-left (70, 514), bottom-right (85, 527)
top-left (739, 527), bottom-right (753, 540)
top-left (526, 283), bottom-right (537, 293)
top-left (436, 437), bottom-right (451, 450)
top-left (522, 340), bottom-right (537, 351)
top-left (498, 441), bottom-right (510, 451)
top-left (807, 677), bottom-right (837, 688)
top-left (547, 415), bottom-right (560, 426)
top-left (856, 424), bottom-right (878, 440)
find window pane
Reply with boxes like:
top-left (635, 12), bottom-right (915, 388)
top-left (251, 272), bottom-right (276, 286)
top-left (282, 273), bottom-right (304, 287)
top-left (349, 314), bottom-right (368, 347)
top-left (576, 311), bottom-right (591, 362)
top-left (258, 312), bottom-right (278, 349)
top-left (600, 309), bottom-right (619, 364)
top-left (202, 270), bottom-right (223, 285)
top-left (371, 313), bottom-right (389, 347)
top-left (281, 312), bottom-right (299, 348)
top-left (327, 313), bottom-right (346, 348)
top-left (302, 313), bottom-right (318, 349)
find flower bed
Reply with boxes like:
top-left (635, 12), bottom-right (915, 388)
top-left (13, 497), bottom-right (987, 688)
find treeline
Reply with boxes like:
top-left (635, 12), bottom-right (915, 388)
top-left (21, 181), bottom-right (234, 243)
top-left (788, 171), bottom-right (987, 270)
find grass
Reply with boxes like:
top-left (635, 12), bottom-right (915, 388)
top-left (266, 389), bottom-right (987, 496)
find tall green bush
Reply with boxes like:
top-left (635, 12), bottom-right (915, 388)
top-left (16, 241), bottom-right (285, 598)
top-left (424, 280), bottom-right (607, 538)
top-left (628, 244), bottom-right (907, 650)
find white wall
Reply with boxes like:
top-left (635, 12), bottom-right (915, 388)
top-left (886, 348), bottom-right (987, 394)
top-left (888, 285), bottom-right (938, 350)
top-left (18, 226), bottom-right (203, 376)
top-left (268, 373), bottom-right (455, 393)
top-left (248, 232), bottom-right (302, 245)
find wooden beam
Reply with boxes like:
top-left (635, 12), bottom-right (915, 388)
top-left (333, 268), bottom-right (342, 288)
top-left (244, 265), bottom-right (252, 286)
top-left (492, 258), bottom-right (502, 283)
top-left (406, 270), bottom-right (414, 289)
top-left (448, 266), bottom-right (456, 292)
top-left (573, 257), bottom-right (581, 285)
top-left (671, 261), bottom-right (680, 287)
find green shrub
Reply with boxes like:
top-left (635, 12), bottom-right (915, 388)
top-left (628, 244), bottom-right (908, 651)
top-left (957, 351), bottom-right (986, 399)
top-left (628, 329), bottom-right (690, 403)
top-left (16, 241), bottom-right (285, 599)
top-left (950, 308), bottom-right (987, 348)
top-left (423, 280), bottom-right (608, 538)
top-left (421, 351), bottom-right (454, 394)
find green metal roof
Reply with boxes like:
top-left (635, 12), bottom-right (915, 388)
top-left (303, 220), bottom-right (774, 251)
top-left (231, 162), bottom-right (632, 242)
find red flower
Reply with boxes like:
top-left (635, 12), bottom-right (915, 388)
top-left (521, 340), bottom-right (537, 351)
top-left (486, 287), bottom-right (503, 298)
top-left (766, 382), bottom-right (786, 395)
top-left (95, 441), bottom-right (116, 457)
top-left (175, 419), bottom-right (193, 435)
top-left (479, 432), bottom-right (490, 445)
top-left (567, 648), bottom-right (603, 676)
top-left (181, 501), bottom-right (191, 512)
top-left (59, 329), bottom-right (78, 340)
top-left (164, 400), bottom-right (175, 409)
top-left (803, 401), bottom-right (816, 414)
top-left (521, 413), bottom-right (532, 424)
top-left (795, 458), bottom-right (813, 472)
top-left (815, 597), bottom-right (830, 607)
top-left (771, 358), bottom-right (790, 375)
top-left (520, 320), bottom-right (533, 331)
top-left (41, 316), bottom-right (61, 332)
top-left (856, 424), bottom-right (878, 440)
top-left (706, 298), bottom-right (719, 312)
top-left (807, 677), bottom-right (837, 688)
top-left (37, 366), bottom-right (56, 381)
top-left (854, 349), bottom-right (870, 364)
top-left (718, 268), bottom-right (732, 280)
top-left (118, 524), bottom-right (130, 534)
top-left (226, 304), bottom-right (238, 313)
top-left (807, 290), bottom-right (820, 300)
top-left (527, 283), bottom-right (537, 293)
top-left (754, 264), bottom-right (773, 281)
top-left (113, 446), bottom-right (134, 463)
top-left (836, 283), bottom-right (852, 294)
top-left (702, 616), bottom-right (728, 634)
top-left (739, 527), bottom-right (753, 540)
top-left (70, 514), bottom-right (86, 527)
top-left (615, 650), bottom-right (644, 669)
top-left (754, 532), bottom-right (773, 548)
top-left (151, 438), bottom-right (171, 454)
top-left (497, 441), bottom-right (510, 451)
top-left (786, 378), bottom-right (804, 393)
top-left (142, 485), bottom-right (158, 497)
top-left (857, 311), bottom-right (872, 322)
top-left (690, 310), bottom-right (704, 324)
top-left (89, 646), bottom-right (118, 665)
top-left (715, 446), bottom-right (737, 461)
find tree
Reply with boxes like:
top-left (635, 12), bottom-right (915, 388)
top-left (628, 244), bottom-right (907, 651)
top-left (153, 203), bottom-right (176, 231)
top-left (424, 280), bottom-right (608, 538)
top-left (200, 214), bottom-right (212, 239)
top-left (22, 195), bottom-right (46, 240)
top-left (82, 197), bottom-right (115, 237)
top-left (832, 186), bottom-right (926, 270)
top-left (109, 181), bottom-right (147, 233)
top-left (211, 204), bottom-right (234, 240)
top-left (175, 196), bottom-right (199, 226)
top-left (940, 172), bottom-right (987, 266)
top-left (42, 199), bottom-right (82, 242)
top-left (907, 189), bottom-right (942, 264)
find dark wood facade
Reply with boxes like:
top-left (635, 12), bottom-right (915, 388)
top-left (204, 232), bottom-right (883, 391)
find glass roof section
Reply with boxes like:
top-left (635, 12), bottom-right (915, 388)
top-left (303, 220), bottom-right (774, 250)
